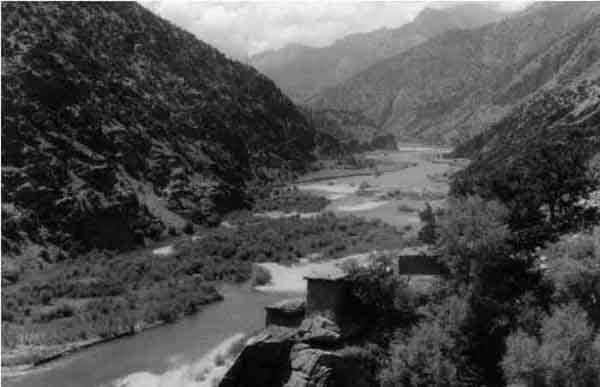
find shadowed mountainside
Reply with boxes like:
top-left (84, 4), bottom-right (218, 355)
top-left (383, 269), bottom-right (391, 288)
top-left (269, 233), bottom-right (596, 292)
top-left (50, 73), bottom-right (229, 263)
top-left (309, 2), bottom-right (600, 145)
top-left (251, 4), bottom-right (506, 102)
top-left (452, 74), bottom-right (600, 202)
top-left (1, 2), bottom-right (317, 260)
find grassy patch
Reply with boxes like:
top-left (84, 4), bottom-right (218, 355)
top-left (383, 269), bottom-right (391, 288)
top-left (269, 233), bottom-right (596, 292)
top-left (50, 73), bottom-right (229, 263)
top-left (253, 191), bottom-right (329, 213)
top-left (252, 265), bottom-right (272, 286)
top-left (2, 212), bottom-right (406, 366)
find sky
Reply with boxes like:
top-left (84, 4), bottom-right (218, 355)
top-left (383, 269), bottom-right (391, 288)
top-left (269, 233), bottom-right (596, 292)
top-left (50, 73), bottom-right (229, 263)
top-left (142, 1), bottom-right (531, 60)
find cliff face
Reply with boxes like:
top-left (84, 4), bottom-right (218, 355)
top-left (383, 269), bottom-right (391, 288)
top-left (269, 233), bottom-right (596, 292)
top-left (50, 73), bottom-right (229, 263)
top-left (220, 319), bottom-right (373, 387)
top-left (1, 2), bottom-right (315, 259)
top-left (309, 3), bottom-right (600, 145)
top-left (250, 4), bottom-right (505, 102)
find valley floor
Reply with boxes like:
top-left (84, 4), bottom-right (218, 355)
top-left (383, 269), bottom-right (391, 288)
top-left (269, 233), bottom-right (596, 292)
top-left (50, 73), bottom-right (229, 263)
top-left (2, 144), bottom-right (457, 384)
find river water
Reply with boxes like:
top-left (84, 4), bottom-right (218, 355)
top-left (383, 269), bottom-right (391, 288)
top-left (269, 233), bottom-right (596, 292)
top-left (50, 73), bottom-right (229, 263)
top-left (5, 286), bottom-right (300, 387)
top-left (298, 144), bottom-right (455, 228)
top-left (4, 144), bottom-right (456, 387)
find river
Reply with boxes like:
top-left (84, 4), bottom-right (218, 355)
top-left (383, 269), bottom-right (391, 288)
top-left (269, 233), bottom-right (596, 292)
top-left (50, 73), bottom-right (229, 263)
top-left (4, 144), bottom-right (458, 387)
top-left (5, 286), bottom-right (300, 387)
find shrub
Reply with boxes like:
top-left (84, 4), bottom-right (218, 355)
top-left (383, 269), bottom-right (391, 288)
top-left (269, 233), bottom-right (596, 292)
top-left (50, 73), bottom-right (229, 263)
top-left (436, 195), bottom-right (510, 283)
top-left (252, 265), bottom-right (272, 286)
top-left (183, 221), bottom-right (194, 235)
top-left (33, 304), bottom-right (75, 323)
top-left (346, 254), bottom-right (416, 325)
top-left (541, 228), bottom-right (600, 323)
top-left (40, 289), bottom-right (53, 305)
top-left (502, 303), bottom-right (600, 387)
top-left (417, 202), bottom-right (437, 244)
top-left (379, 295), bottom-right (472, 387)
top-left (397, 204), bottom-right (416, 213)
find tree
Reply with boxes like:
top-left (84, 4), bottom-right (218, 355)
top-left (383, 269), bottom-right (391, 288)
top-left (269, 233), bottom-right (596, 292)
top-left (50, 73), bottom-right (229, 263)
top-left (345, 254), bottom-right (416, 327)
top-left (502, 303), bottom-right (600, 387)
top-left (451, 132), bottom-right (599, 238)
top-left (541, 227), bottom-right (600, 324)
top-left (379, 295), bottom-right (474, 387)
top-left (519, 136), bottom-right (597, 225)
top-left (417, 202), bottom-right (437, 244)
top-left (436, 195), bottom-right (510, 283)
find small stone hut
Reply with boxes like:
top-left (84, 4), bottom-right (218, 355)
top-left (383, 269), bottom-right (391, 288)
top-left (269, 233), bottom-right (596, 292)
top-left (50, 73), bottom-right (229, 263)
top-left (303, 266), bottom-right (353, 324)
top-left (396, 246), bottom-right (447, 275)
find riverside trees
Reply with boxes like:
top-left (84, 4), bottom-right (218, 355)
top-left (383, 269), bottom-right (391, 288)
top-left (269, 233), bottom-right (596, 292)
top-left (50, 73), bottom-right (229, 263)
top-left (380, 136), bottom-right (599, 386)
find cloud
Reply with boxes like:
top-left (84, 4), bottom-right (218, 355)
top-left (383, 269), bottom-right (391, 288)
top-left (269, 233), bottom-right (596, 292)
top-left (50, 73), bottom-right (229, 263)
top-left (141, 1), bottom-right (531, 60)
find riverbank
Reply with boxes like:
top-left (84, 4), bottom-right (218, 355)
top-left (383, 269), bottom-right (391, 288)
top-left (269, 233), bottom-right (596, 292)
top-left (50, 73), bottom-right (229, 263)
top-left (1, 212), bottom-right (407, 380)
top-left (3, 143), bottom-right (458, 386)
top-left (254, 251), bottom-right (377, 293)
top-left (2, 320), bottom-right (166, 378)
top-left (296, 145), bottom-right (456, 229)
top-left (297, 160), bottom-right (416, 183)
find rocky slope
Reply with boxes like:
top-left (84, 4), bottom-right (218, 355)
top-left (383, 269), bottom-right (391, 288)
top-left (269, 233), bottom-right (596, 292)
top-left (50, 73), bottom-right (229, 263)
top-left (309, 2), bottom-right (600, 145)
top-left (305, 108), bottom-right (398, 152)
top-left (452, 74), bottom-right (600, 195)
top-left (251, 4), bottom-right (505, 102)
top-left (220, 316), bottom-right (373, 387)
top-left (1, 2), bottom-right (316, 262)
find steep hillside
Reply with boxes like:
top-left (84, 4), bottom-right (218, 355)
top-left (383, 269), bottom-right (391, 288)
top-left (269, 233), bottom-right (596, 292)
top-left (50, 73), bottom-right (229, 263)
top-left (304, 108), bottom-right (397, 152)
top-left (451, 74), bottom-right (600, 232)
top-left (251, 4), bottom-right (505, 102)
top-left (1, 2), bottom-right (315, 260)
top-left (455, 76), bottom-right (600, 175)
top-left (310, 2), bottom-right (600, 145)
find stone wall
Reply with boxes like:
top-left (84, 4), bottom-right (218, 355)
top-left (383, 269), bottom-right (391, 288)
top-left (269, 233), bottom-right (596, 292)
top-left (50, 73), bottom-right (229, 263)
top-left (305, 279), bottom-right (351, 323)
top-left (397, 254), bottom-right (448, 275)
top-left (266, 298), bottom-right (306, 328)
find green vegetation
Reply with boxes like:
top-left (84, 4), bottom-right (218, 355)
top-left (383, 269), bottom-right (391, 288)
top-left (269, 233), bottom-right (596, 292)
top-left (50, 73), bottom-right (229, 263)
top-left (380, 295), bottom-right (473, 387)
top-left (397, 204), bottom-right (418, 213)
top-left (1, 212), bottom-right (406, 366)
top-left (252, 189), bottom-right (330, 213)
top-left (452, 131), bottom-right (599, 247)
top-left (338, 134), bottom-right (599, 387)
top-left (345, 255), bottom-right (418, 328)
top-left (502, 303), bottom-right (600, 387)
top-left (381, 189), bottom-right (446, 201)
top-left (252, 265), bottom-right (272, 286)
top-left (372, 198), bottom-right (598, 387)
top-left (417, 202), bottom-right (440, 244)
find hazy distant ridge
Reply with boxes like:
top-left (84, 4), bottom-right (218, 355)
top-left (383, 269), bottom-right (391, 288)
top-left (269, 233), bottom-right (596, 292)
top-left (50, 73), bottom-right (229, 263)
top-left (250, 4), bottom-right (506, 102)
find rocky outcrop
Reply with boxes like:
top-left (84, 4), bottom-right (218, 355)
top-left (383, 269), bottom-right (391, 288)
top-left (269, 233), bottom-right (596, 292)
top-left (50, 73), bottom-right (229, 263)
top-left (220, 318), bottom-right (373, 387)
top-left (1, 2), bottom-right (316, 260)
top-left (220, 327), bottom-right (296, 387)
top-left (285, 343), bottom-right (372, 387)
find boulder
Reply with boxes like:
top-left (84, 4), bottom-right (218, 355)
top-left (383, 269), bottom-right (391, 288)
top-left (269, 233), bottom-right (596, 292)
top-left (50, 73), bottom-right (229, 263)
top-left (219, 327), bottom-right (296, 387)
top-left (220, 319), bottom-right (372, 387)
top-left (297, 316), bottom-right (341, 346)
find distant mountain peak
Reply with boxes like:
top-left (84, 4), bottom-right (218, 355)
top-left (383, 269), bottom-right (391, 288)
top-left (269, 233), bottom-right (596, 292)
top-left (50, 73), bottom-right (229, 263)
top-left (309, 2), bottom-right (600, 145)
top-left (250, 2), bottom-right (507, 102)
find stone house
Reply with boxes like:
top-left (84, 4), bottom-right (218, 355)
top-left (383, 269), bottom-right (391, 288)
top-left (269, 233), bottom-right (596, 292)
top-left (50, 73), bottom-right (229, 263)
top-left (264, 265), bottom-right (355, 328)
top-left (303, 266), bottom-right (353, 324)
top-left (396, 246), bottom-right (447, 275)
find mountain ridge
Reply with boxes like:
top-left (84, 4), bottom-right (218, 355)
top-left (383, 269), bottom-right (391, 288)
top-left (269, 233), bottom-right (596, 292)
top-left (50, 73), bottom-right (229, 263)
top-left (250, 4), bottom-right (507, 102)
top-left (1, 2), bottom-right (317, 260)
top-left (308, 2), bottom-right (600, 144)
